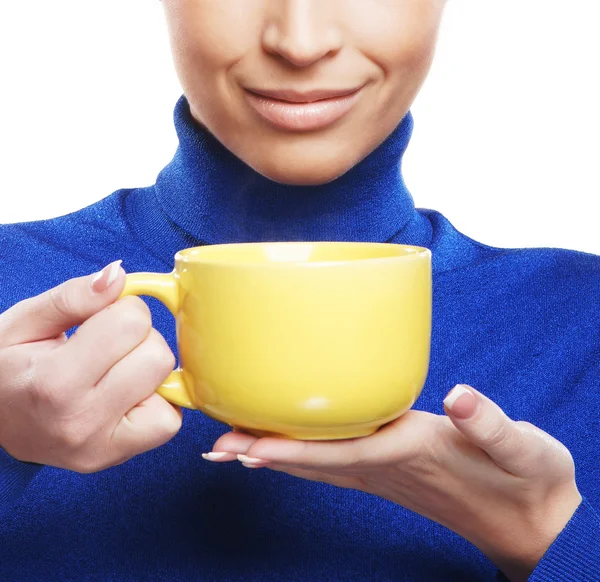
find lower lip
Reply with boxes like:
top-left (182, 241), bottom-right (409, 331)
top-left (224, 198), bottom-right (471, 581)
top-left (244, 88), bottom-right (363, 132)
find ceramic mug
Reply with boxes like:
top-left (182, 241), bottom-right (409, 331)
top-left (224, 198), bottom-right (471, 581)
top-left (118, 241), bottom-right (432, 440)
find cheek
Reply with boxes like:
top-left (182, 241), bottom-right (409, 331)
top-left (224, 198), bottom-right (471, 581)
top-left (347, 1), bottom-right (442, 77)
top-left (166, 1), bottom-right (260, 77)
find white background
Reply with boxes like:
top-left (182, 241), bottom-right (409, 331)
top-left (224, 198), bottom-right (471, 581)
top-left (1, 1), bottom-right (598, 254)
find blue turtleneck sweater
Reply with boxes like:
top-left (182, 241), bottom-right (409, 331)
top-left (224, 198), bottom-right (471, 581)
top-left (1, 96), bottom-right (599, 581)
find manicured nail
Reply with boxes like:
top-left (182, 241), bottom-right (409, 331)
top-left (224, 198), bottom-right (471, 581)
top-left (202, 452), bottom-right (228, 461)
top-left (444, 384), bottom-right (477, 419)
top-left (237, 454), bottom-right (266, 465)
top-left (91, 260), bottom-right (122, 293)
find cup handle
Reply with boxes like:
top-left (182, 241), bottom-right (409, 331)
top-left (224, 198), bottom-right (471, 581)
top-left (118, 272), bottom-right (196, 410)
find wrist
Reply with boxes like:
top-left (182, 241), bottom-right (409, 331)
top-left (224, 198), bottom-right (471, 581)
top-left (484, 488), bottom-right (582, 582)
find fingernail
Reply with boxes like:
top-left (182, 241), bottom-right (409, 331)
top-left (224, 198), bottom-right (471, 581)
top-left (444, 384), bottom-right (477, 419)
top-left (91, 260), bottom-right (122, 293)
top-left (237, 454), bottom-right (266, 465)
top-left (202, 452), bottom-right (228, 461)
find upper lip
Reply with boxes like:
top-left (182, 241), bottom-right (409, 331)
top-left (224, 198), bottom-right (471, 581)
top-left (245, 86), bottom-right (363, 103)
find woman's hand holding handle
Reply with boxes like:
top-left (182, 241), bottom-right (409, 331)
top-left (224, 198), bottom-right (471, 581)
top-left (0, 261), bottom-right (182, 473)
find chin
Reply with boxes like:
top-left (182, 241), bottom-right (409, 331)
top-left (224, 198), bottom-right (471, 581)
top-left (257, 163), bottom-right (347, 186)
top-left (241, 142), bottom-right (362, 186)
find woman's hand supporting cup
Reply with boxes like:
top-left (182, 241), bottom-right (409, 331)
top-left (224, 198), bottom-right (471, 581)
top-left (0, 262), bottom-right (182, 473)
top-left (207, 385), bottom-right (582, 582)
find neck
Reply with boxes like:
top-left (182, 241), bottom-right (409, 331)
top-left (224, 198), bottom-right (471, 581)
top-left (153, 96), bottom-right (420, 245)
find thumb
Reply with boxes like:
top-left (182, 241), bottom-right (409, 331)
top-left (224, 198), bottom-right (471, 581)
top-left (0, 260), bottom-right (124, 348)
top-left (443, 384), bottom-right (528, 475)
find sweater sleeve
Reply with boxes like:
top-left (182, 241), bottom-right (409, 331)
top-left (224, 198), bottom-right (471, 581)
top-left (0, 447), bottom-right (43, 517)
top-left (496, 498), bottom-right (600, 581)
top-left (528, 498), bottom-right (600, 581)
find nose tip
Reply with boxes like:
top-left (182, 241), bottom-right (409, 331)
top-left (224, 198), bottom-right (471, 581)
top-left (263, 21), bottom-right (343, 68)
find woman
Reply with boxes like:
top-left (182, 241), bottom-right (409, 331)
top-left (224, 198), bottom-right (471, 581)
top-left (0, 1), bottom-right (598, 580)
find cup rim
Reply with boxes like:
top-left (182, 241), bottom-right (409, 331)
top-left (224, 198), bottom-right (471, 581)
top-left (174, 241), bottom-right (431, 268)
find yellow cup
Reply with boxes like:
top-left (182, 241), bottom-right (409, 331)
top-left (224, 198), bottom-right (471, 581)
top-left (119, 242), bottom-right (431, 440)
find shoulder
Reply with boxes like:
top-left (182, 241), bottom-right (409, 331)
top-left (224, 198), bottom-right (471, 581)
top-left (425, 209), bottom-right (600, 339)
top-left (424, 208), bottom-right (599, 324)
top-left (0, 190), bottom-right (134, 312)
top-left (423, 208), bottom-right (600, 282)
top-left (0, 189), bottom-right (128, 249)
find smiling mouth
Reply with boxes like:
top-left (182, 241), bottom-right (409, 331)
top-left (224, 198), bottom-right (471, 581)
top-left (245, 86), bottom-right (364, 104)
top-left (243, 85), bottom-right (365, 132)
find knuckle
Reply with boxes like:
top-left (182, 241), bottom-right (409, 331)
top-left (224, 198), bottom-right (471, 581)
top-left (121, 295), bottom-right (152, 318)
top-left (515, 420), bottom-right (537, 434)
top-left (56, 420), bottom-right (91, 450)
top-left (516, 420), bottom-right (574, 467)
top-left (152, 400), bottom-right (183, 441)
top-left (514, 421), bottom-right (546, 455)
top-left (163, 409), bottom-right (183, 437)
top-left (29, 358), bottom-right (69, 409)
top-left (48, 284), bottom-right (74, 319)
top-left (146, 330), bottom-right (176, 375)
top-left (117, 298), bottom-right (152, 337)
top-left (479, 422), bottom-right (509, 449)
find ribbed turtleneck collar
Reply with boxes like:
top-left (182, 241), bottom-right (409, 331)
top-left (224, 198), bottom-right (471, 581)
top-left (124, 96), bottom-right (438, 267)
top-left (149, 95), bottom-right (420, 245)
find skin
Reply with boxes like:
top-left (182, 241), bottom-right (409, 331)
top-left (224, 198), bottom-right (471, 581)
top-left (161, 0), bottom-right (446, 185)
top-left (0, 2), bottom-right (582, 582)
top-left (209, 389), bottom-right (581, 582)
top-left (160, 0), bottom-right (582, 579)
top-left (0, 266), bottom-right (182, 473)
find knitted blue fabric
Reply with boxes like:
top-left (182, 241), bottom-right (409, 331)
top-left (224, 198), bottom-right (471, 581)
top-left (1, 96), bottom-right (599, 581)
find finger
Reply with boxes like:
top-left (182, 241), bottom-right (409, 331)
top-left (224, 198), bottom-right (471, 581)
top-left (110, 392), bottom-right (183, 461)
top-left (242, 436), bottom-right (366, 471)
top-left (52, 295), bottom-right (154, 387)
top-left (204, 431), bottom-right (261, 463)
top-left (232, 410), bottom-right (435, 470)
top-left (94, 327), bottom-right (176, 415)
top-left (0, 261), bottom-right (125, 348)
top-left (443, 384), bottom-right (532, 475)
